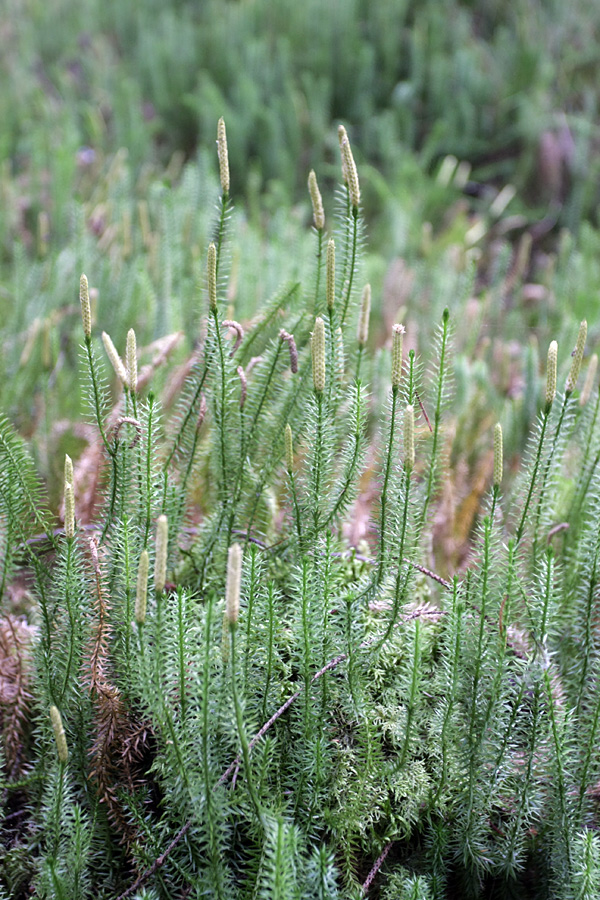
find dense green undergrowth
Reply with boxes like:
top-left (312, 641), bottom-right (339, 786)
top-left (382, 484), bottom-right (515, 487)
top-left (1, 122), bottom-right (600, 899)
top-left (3, 0), bottom-right (600, 229)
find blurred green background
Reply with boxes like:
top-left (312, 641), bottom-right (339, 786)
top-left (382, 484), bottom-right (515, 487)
top-left (4, 0), bottom-right (600, 226)
top-left (1, 0), bottom-right (600, 501)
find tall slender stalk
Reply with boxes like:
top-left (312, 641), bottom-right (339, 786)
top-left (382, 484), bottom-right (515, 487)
top-left (515, 409), bottom-right (550, 546)
top-left (340, 209), bottom-right (358, 327)
top-left (377, 386), bottom-right (399, 584)
top-left (419, 309), bottom-right (450, 528)
top-left (229, 623), bottom-right (263, 823)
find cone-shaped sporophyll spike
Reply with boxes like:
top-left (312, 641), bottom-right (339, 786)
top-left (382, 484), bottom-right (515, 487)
top-left (493, 423), bottom-right (503, 488)
top-left (50, 705), bottom-right (68, 763)
top-left (136, 550), bottom-right (149, 625)
top-left (308, 169), bottom-right (325, 231)
top-left (391, 324), bottom-right (405, 389)
top-left (154, 515), bottom-right (168, 593)
top-left (126, 328), bottom-right (137, 393)
top-left (566, 320), bottom-right (587, 395)
top-left (338, 125), bottom-right (349, 184)
top-left (545, 340), bottom-right (558, 412)
top-left (311, 317), bottom-right (326, 394)
top-left (64, 482), bottom-right (75, 540)
top-left (226, 543), bottom-right (242, 627)
top-left (64, 454), bottom-right (74, 487)
top-left (102, 331), bottom-right (128, 386)
top-left (338, 125), bottom-right (360, 210)
top-left (80, 274), bottom-right (91, 338)
top-left (217, 117), bottom-right (230, 195)
top-left (285, 423), bottom-right (294, 473)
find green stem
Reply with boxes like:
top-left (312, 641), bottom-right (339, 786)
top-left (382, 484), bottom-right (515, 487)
top-left (59, 539), bottom-right (76, 703)
top-left (337, 188), bottom-right (352, 310)
top-left (381, 470), bottom-right (411, 644)
top-left (313, 391), bottom-right (324, 535)
top-left (544, 668), bottom-right (573, 878)
top-left (434, 577), bottom-right (462, 804)
top-left (143, 395), bottom-right (154, 547)
top-left (262, 583), bottom-right (275, 721)
top-left (515, 408), bottom-right (550, 545)
top-left (215, 193), bottom-right (229, 284)
top-left (176, 588), bottom-right (187, 720)
top-left (323, 382), bottom-right (362, 528)
top-left (162, 363), bottom-right (209, 478)
top-left (399, 618), bottom-right (421, 768)
top-left (419, 309), bottom-right (449, 528)
top-left (504, 683), bottom-right (542, 869)
top-left (213, 308), bottom-right (229, 502)
top-left (52, 760), bottom-right (67, 857)
top-left (224, 340), bottom-right (284, 554)
top-left (468, 517), bottom-right (492, 742)
top-left (377, 385), bottom-right (399, 583)
top-left (355, 344), bottom-right (364, 383)
top-left (575, 555), bottom-right (598, 722)
top-left (244, 546), bottom-right (258, 687)
top-left (580, 389), bottom-right (600, 474)
top-left (463, 518), bottom-right (492, 841)
top-left (340, 208), bottom-right (358, 327)
top-left (244, 343), bottom-right (284, 457)
top-left (289, 470), bottom-right (303, 545)
top-left (84, 336), bottom-right (111, 455)
top-left (230, 624), bottom-right (263, 822)
top-left (407, 349), bottom-right (415, 403)
top-left (100, 452), bottom-right (119, 543)
top-left (123, 521), bottom-right (133, 681)
top-left (301, 558), bottom-right (312, 728)
top-left (201, 600), bottom-right (220, 854)
top-left (576, 674), bottom-right (600, 823)
top-left (313, 228), bottom-right (323, 314)
top-left (532, 394), bottom-right (570, 565)
top-left (243, 354), bottom-right (311, 546)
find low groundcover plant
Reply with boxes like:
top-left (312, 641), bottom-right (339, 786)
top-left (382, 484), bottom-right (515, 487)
top-left (1, 121), bottom-right (600, 900)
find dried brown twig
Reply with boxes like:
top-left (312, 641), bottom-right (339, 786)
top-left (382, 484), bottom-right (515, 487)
top-left (0, 615), bottom-right (35, 777)
top-left (362, 841), bottom-right (393, 893)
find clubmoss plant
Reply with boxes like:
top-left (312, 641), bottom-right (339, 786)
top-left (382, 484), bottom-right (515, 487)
top-left (101, 331), bottom-right (128, 387)
top-left (2, 123), bottom-right (600, 900)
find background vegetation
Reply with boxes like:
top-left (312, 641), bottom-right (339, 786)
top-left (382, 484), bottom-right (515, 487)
top-left (2, 1), bottom-right (600, 897)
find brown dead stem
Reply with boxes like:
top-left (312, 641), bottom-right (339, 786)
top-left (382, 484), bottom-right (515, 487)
top-left (0, 615), bottom-right (35, 777)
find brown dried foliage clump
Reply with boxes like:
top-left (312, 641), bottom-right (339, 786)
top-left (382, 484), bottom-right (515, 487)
top-left (0, 615), bottom-right (35, 777)
top-left (85, 539), bottom-right (153, 852)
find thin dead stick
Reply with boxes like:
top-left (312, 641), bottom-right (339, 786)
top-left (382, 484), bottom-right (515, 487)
top-left (414, 389), bottom-right (433, 433)
top-left (408, 560), bottom-right (452, 589)
top-left (362, 841), bottom-right (393, 893)
top-left (116, 821), bottom-right (191, 900)
top-left (547, 521), bottom-right (569, 541)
